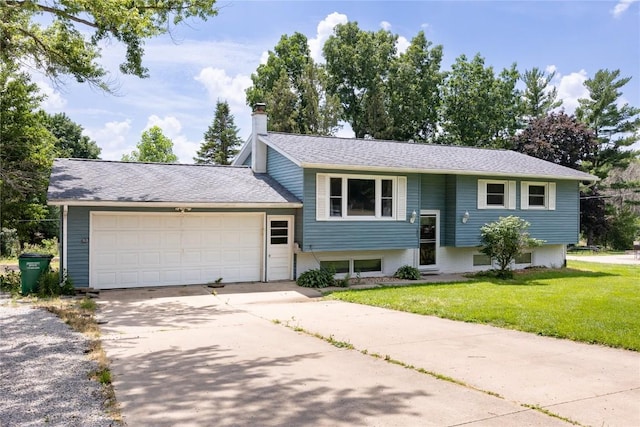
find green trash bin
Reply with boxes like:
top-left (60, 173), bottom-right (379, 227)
top-left (18, 253), bottom-right (54, 295)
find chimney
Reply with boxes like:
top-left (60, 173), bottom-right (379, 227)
top-left (251, 103), bottom-right (267, 173)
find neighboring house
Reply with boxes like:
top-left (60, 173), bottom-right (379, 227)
top-left (48, 104), bottom-right (597, 289)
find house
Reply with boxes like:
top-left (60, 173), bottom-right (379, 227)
top-left (47, 104), bottom-right (597, 289)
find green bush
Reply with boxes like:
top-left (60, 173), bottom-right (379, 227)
top-left (604, 207), bottom-right (639, 250)
top-left (297, 268), bottom-right (335, 288)
top-left (37, 269), bottom-right (74, 297)
top-left (0, 228), bottom-right (19, 258)
top-left (0, 268), bottom-right (21, 295)
top-left (22, 237), bottom-right (59, 257)
top-left (394, 265), bottom-right (421, 280)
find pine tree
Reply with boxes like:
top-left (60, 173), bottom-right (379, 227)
top-left (194, 101), bottom-right (242, 165)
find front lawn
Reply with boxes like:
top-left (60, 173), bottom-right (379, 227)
top-left (327, 261), bottom-right (640, 351)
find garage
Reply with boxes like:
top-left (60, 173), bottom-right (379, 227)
top-left (90, 212), bottom-right (264, 289)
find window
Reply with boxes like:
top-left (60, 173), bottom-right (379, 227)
top-left (269, 220), bottom-right (289, 245)
top-left (514, 252), bottom-right (532, 264)
top-left (473, 254), bottom-right (492, 266)
top-left (320, 260), bottom-right (350, 274)
top-left (521, 182), bottom-right (556, 210)
top-left (320, 258), bottom-right (383, 275)
top-left (317, 174), bottom-right (406, 220)
top-left (478, 180), bottom-right (516, 209)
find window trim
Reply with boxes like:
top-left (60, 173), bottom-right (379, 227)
top-left (521, 181), bottom-right (556, 210)
top-left (478, 179), bottom-right (516, 210)
top-left (472, 253), bottom-right (493, 267)
top-left (514, 252), bottom-right (533, 265)
top-left (317, 173), bottom-right (407, 221)
top-left (319, 257), bottom-right (383, 276)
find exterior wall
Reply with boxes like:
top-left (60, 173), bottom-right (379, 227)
top-left (296, 249), bottom-right (414, 279)
top-left (421, 174), bottom-right (447, 246)
top-left (66, 205), bottom-right (298, 288)
top-left (267, 147), bottom-right (303, 199)
top-left (449, 175), bottom-right (580, 247)
top-left (435, 244), bottom-right (566, 274)
top-left (300, 168), bottom-right (420, 253)
top-left (242, 154), bottom-right (252, 167)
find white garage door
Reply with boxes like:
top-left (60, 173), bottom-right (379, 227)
top-left (91, 212), bottom-right (263, 289)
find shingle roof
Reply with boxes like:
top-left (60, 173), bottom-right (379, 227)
top-left (264, 133), bottom-right (598, 181)
top-left (48, 159), bottom-right (301, 205)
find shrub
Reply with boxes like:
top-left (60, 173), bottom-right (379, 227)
top-left (0, 268), bottom-right (21, 295)
top-left (394, 265), bottom-right (421, 280)
top-left (0, 228), bottom-right (19, 258)
top-left (297, 268), bottom-right (335, 288)
top-left (37, 269), bottom-right (75, 297)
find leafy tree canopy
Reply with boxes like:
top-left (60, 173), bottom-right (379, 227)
top-left (122, 126), bottom-right (178, 163)
top-left (1, 0), bottom-right (218, 91)
top-left (194, 100), bottom-right (242, 165)
top-left (39, 112), bottom-right (101, 158)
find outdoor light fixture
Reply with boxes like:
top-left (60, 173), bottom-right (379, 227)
top-left (461, 211), bottom-right (470, 224)
top-left (410, 210), bottom-right (417, 224)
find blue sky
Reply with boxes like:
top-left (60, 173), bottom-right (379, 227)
top-left (36, 0), bottom-right (640, 162)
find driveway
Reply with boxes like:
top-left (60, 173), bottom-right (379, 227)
top-left (99, 283), bottom-right (640, 426)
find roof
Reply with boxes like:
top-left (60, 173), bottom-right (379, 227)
top-left (262, 133), bottom-right (598, 181)
top-left (48, 159), bottom-right (301, 206)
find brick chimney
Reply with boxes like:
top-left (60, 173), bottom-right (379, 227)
top-left (251, 103), bottom-right (267, 173)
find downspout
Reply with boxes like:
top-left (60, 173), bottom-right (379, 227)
top-left (62, 205), bottom-right (68, 273)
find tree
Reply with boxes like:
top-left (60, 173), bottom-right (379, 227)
top-left (0, 66), bottom-right (56, 251)
top-left (39, 112), bottom-right (101, 159)
top-left (480, 216), bottom-right (544, 279)
top-left (575, 69), bottom-right (640, 244)
top-left (512, 112), bottom-right (598, 168)
top-left (440, 54), bottom-right (521, 147)
top-left (246, 33), bottom-right (340, 135)
top-left (194, 101), bottom-right (242, 165)
top-left (387, 31), bottom-right (444, 142)
top-left (122, 126), bottom-right (178, 163)
top-left (521, 67), bottom-right (562, 121)
top-left (323, 22), bottom-right (397, 139)
top-left (1, 0), bottom-right (219, 91)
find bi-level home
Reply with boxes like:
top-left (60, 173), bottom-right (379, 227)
top-left (47, 105), bottom-right (597, 289)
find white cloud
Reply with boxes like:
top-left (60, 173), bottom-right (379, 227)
top-left (611, 0), bottom-right (638, 18)
top-left (380, 21), bottom-right (392, 31)
top-left (545, 64), bottom-right (557, 75)
top-left (552, 69), bottom-right (589, 114)
top-left (308, 12), bottom-right (349, 62)
top-left (34, 79), bottom-right (67, 110)
top-left (194, 67), bottom-right (252, 109)
top-left (172, 135), bottom-right (201, 164)
top-left (259, 50), bottom-right (269, 65)
top-left (396, 36), bottom-right (411, 55)
top-left (85, 120), bottom-right (132, 161)
top-left (145, 115), bottom-right (183, 138)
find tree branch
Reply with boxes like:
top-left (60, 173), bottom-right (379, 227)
top-left (6, 1), bottom-right (98, 28)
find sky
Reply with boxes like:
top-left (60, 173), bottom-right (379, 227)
top-left (35, 0), bottom-right (640, 163)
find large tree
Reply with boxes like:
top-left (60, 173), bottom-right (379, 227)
top-left (440, 54), bottom-right (521, 147)
top-left (122, 126), bottom-right (178, 163)
top-left (0, 66), bottom-right (56, 250)
top-left (39, 112), bottom-right (101, 159)
top-left (1, 0), bottom-right (218, 91)
top-left (575, 69), bottom-right (640, 245)
top-left (323, 22), bottom-right (397, 139)
top-left (246, 33), bottom-right (340, 135)
top-left (387, 31), bottom-right (444, 142)
top-left (194, 101), bottom-right (242, 165)
top-left (521, 67), bottom-right (562, 121)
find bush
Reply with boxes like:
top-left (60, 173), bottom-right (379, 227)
top-left (37, 269), bottom-right (75, 297)
top-left (0, 228), bottom-right (19, 258)
top-left (0, 268), bottom-right (21, 295)
top-left (604, 207), bottom-right (639, 250)
top-left (22, 237), bottom-right (59, 257)
top-left (394, 265), bottom-right (421, 280)
top-left (297, 268), bottom-right (335, 288)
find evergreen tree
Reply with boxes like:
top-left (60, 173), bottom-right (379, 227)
top-left (521, 67), bottom-right (562, 121)
top-left (194, 101), bottom-right (242, 165)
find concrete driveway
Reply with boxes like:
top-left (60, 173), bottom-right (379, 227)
top-left (99, 283), bottom-right (639, 426)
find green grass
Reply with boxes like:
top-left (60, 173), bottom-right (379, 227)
top-left (327, 261), bottom-right (640, 351)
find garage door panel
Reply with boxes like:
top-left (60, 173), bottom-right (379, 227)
top-left (91, 213), bottom-right (263, 289)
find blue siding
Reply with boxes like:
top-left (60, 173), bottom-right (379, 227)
top-left (421, 174), bottom-right (448, 246)
top-left (443, 175), bottom-right (458, 246)
top-left (267, 147), bottom-right (303, 199)
top-left (65, 206), bottom-right (298, 288)
top-left (301, 169), bottom-right (419, 252)
top-left (453, 176), bottom-right (580, 247)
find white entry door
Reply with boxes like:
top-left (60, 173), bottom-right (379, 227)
top-left (266, 216), bottom-right (293, 281)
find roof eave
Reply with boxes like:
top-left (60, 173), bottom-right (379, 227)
top-left (297, 162), bottom-right (599, 181)
top-left (47, 200), bottom-right (303, 208)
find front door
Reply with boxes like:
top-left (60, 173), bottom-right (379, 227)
top-left (266, 216), bottom-right (293, 281)
top-left (419, 211), bottom-right (439, 268)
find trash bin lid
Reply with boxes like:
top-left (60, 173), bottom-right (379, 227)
top-left (19, 253), bottom-right (54, 259)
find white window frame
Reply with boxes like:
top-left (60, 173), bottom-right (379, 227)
top-left (478, 179), bottom-right (516, 210)
top-left (521, 181), bottom-right (556, 210)
top-left (317, 173), bottom-right (407, 221)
